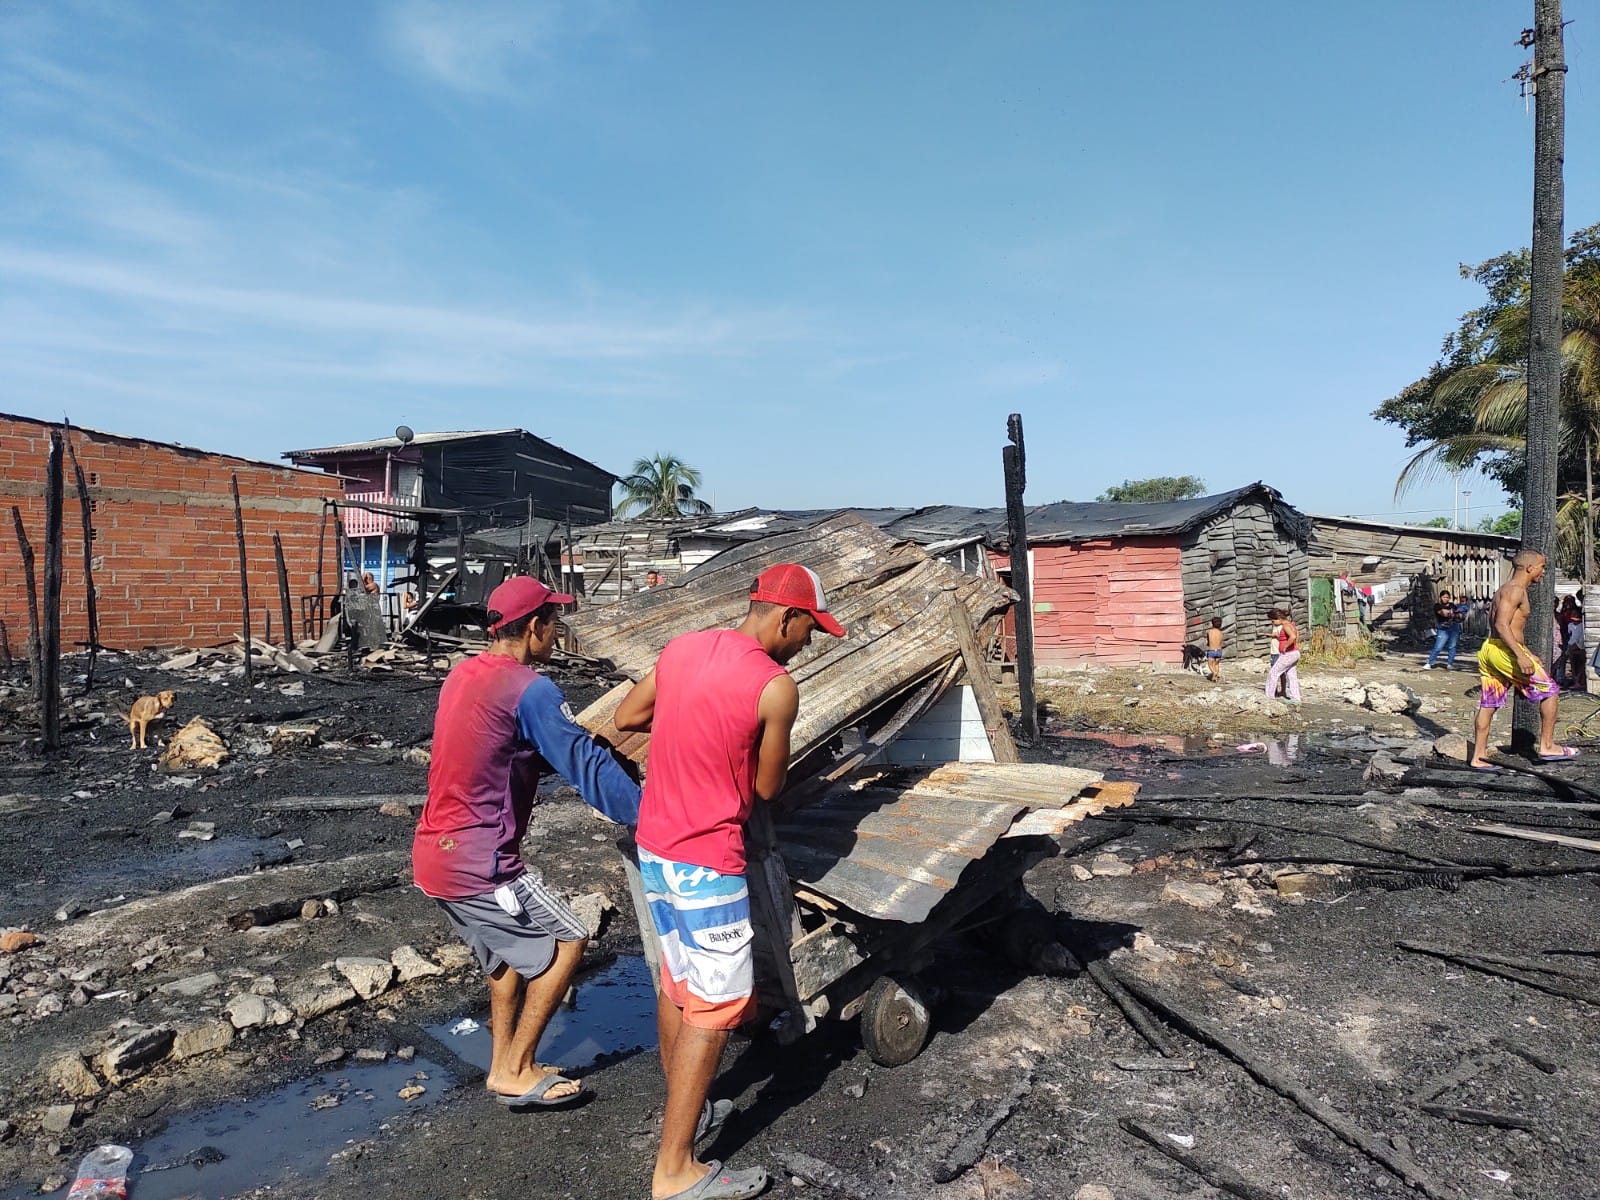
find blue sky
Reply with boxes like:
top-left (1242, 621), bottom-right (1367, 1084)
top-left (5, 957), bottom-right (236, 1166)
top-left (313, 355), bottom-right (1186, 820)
top-left (2, 1), bottom-right (1594, 524)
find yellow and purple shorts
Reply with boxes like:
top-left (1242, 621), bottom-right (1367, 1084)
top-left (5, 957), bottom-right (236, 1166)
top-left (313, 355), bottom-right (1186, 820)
top-left (1477, 638), bottom-right (1559, 709)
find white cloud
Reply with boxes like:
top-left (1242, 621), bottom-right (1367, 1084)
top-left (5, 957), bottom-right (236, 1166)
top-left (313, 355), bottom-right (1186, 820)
top-left (381, 0), bottom-right (569, 96)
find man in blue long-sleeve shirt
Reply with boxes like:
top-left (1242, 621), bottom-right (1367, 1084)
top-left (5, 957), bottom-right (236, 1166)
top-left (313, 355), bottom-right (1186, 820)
top-left (413, 577), bottom-right (640, 1108)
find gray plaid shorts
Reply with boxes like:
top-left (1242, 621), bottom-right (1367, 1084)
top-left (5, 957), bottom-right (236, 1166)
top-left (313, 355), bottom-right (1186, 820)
top-left (436, 873), bottom-right (589, 980)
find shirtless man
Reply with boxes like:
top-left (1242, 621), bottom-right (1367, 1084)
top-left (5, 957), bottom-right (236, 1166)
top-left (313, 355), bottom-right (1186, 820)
top-left (1204, 617), bottom-right (1224, 682)
top-left (1470, 549), bottom-right (1577, 768)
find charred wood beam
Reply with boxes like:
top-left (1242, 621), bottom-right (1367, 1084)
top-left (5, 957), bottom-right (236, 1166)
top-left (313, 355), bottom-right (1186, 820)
top-left (231, 474), bottom-right (253, 687)
top-left (1083, 960), bottom-right (1178, 1058)
top-left (63, 427), bottom-right (100, 692)
top-left (274, 531), bottom-right (295, 651)
top-left (10, 505), bottom-right (41, 700)
top-left (931, 1068), bottom-right (1033, 1184)
top-left (1112, 971), bottom-right (1457, 1200)
top-left (1396, 940), bottom-right (1600, 1007)
top-left (1119, 1118), bottom-right (1280, 1200)
top-left (41, 431), bottom-right (64, 750)
top-left (1002, 414), bottom-right (1036, 742)
top-left (1419, 1103), bottom-right (1537, 1132)
top-left (1120, 810), bottom-right (1476, 869)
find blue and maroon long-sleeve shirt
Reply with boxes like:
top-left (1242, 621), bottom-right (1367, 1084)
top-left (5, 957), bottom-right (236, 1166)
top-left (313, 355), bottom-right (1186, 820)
top-left (412, 652), bottom-right (640, 900)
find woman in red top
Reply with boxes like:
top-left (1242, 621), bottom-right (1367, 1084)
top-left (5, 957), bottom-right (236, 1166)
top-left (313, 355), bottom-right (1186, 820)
top-left (1265, 610), bottom-right (1302, 703)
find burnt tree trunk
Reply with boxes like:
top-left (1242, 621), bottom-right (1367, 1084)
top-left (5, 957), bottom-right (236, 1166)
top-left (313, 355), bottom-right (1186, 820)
top-left (231, 473), bottom-right (253, 687)
top-left (63, 428), bottom-right (100, 691)
top-left (1515, 0), bottom-right (1564, 753)
top-left (41, 431), bottom-right (64, 750)
top-left (10, 506), bottom-right (41, 701)
top-left (1003, 413), bottom-right (1037, 742)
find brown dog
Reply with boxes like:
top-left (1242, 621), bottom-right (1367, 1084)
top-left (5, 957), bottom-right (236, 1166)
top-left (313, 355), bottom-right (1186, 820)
top-left (127, 690), bottom-right (175, 749)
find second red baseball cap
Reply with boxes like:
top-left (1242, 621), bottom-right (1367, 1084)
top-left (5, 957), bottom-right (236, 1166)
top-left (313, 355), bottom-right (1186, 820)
top-left (751, 563), bottom-right (846, 637)
top-left (486, 576), bottom-right (574, 632)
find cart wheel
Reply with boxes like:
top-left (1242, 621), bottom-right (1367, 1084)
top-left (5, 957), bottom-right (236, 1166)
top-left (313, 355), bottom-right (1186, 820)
top-left (859, 974), bottom-right (932, 1067)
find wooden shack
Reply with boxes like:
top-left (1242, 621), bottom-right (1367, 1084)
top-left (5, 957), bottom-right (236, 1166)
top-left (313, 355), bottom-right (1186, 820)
top-left (990, 484), bottom-right (1310, 667)
top-left (1306, 515), bottom-right (1516, 635)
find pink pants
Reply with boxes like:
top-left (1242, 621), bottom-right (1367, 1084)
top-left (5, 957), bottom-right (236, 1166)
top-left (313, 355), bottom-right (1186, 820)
top-left (1265, 649), bottom-right (1301, 702)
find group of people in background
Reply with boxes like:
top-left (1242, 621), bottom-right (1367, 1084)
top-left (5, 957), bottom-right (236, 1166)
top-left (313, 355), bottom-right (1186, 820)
top-left (1554, 594), bottom-right (1587, 692)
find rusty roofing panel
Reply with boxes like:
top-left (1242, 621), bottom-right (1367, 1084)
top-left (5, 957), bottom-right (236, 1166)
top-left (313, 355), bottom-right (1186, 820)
top-left (773, 763), bottom-right (1110, 924)
top-left (774, 785), bottom-right (1024, 923)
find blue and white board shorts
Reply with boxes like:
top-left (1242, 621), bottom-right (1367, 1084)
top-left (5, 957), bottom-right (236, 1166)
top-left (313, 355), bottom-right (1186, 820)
top-left (637, 848), bottom-right (755, 1029)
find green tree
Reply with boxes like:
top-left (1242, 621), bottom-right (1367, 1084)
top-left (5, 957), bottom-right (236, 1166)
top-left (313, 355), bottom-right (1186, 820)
top-left (1479, 511), bottom-right (1523, 537)
top-left (1421, 516), bottom-right (1453, 529)
top-left (1097, 475), bottom-right (1206, 503)
top-left (1375, 223), bottom-right (1600, 579)
top-left (615, 453), bottom-right (713, 519)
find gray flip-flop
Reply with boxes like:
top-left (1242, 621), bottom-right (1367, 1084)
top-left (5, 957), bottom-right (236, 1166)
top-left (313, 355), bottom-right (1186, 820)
top-left (657, 1161), bottom-right (768, 1200)
top-left (695, 1098), bottom-right (734, 1144)
top-left (496, 1072), bottom-right (587, 1108)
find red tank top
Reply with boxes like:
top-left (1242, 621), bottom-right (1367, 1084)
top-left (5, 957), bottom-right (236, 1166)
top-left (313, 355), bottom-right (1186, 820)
top-left (635, 628), bottom-right (788, 873)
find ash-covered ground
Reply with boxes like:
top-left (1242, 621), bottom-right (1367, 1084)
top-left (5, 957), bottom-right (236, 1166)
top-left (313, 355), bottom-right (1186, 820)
top-left (2, 648), bottom-right (1597, 1200)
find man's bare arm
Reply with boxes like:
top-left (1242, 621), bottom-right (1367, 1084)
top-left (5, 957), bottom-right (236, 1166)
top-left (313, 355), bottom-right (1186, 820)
top-left (752, 673), bottom-right (800, 804)
top-left (613, 668), bottom-right (658, 733)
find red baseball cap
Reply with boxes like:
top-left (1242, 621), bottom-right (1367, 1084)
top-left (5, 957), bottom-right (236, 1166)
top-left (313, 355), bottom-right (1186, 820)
top-left (751, 563), bottom-right (846, 638)
top-left (486, 576), bottom-right (574, 632)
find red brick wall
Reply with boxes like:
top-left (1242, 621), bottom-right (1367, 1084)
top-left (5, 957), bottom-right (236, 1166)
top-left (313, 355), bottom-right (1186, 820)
top-left (0, 414), bottom-right (334, 651)
top-left (991, 539), bottom-right (1187, 666)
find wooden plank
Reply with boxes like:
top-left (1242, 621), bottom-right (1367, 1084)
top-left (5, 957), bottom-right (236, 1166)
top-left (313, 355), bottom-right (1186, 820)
top-left (945, 591), bottom-right (1019, 763)
top-left (1468, 823), bottom-right (1600, 853)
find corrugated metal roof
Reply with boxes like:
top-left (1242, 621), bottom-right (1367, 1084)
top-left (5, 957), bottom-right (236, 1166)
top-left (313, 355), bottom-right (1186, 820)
top-left (282, 428), bottom-right (619, 481)
top-left (284, 429), bottom-right (521, 457)
top-left (1014, 482), bottom-right (1309, 547)
top-left (1307, 513), bottom-right (1519, 547)
top-left (774, 764), bottom-right (1119, 923)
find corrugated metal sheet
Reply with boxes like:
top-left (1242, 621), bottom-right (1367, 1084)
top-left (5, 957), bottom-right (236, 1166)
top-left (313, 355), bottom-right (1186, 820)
top-left (774, 764), bottom-right (1122, 923)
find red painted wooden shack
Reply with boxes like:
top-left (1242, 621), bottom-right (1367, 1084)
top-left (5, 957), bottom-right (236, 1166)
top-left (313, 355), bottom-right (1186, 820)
top-left (991, 484), bottom-right (1309, 667)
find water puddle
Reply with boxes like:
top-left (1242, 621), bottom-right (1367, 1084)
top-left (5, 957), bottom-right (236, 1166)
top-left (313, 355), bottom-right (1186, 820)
top-left (428, 954), bottom-right (659, 1074)
top-left (0, 1057), bottom-right (451, 1200)
top-left (2, 837), bottom-right (293, 916)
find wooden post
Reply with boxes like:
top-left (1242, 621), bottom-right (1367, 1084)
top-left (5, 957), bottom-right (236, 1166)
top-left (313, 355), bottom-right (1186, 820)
top-left (1515, 0), bottom-right (1565, 754)
top-left (1003, 413), bottom-right (1038, 742)
top-left (10, 506), bottom-right (41, 700)
top-left (41, 431), bottom-right (64, 750)
top-left (273, 532), bottom-right (294, 650)
top-left (456, 516), bottom-right (466, 595)
top-left (315, 500), bottom-right (329, 632)
top-left (945, 591), bottom-right (1020, 763)
top-left (231, 473), bottom-right (253, 687)
top-left (0, 618), bottom-right (11, 670)
top-left (63, 427), bottom-right (100, 692)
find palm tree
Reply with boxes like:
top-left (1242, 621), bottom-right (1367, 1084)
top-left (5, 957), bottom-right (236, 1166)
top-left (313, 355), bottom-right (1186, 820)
top-left (1395, 273), bottom-right (1600, 579)
top-left (615, 453), bottom-right (713, 520)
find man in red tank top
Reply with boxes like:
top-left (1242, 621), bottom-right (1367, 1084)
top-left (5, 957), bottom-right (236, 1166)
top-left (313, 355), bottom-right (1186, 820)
top-left (615, 563), bottom-right (845, 1200)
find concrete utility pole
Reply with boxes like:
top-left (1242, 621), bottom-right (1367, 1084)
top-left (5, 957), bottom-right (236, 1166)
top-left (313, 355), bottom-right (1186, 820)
top-left (1515, 0), bottom-right (1565, 753)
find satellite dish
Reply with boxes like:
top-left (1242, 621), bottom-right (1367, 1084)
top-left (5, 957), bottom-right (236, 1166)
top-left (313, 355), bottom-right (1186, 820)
top-left (395, 425), bottom-right (415, 445)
